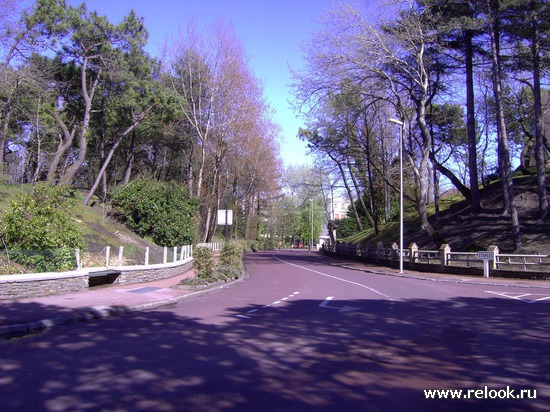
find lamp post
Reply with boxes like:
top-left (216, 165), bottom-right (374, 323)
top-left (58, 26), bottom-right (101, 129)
top-left (389, 118), bottom-right (404, 274)
top-left (309, 199), bottom-right (313, 254)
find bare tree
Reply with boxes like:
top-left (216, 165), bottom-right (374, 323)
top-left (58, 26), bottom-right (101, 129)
top-left (483, 0), bottom-right (522, 249)
top-left (167, 21), bottom-right (282, 242)
top-left (293, 2), bottom-right (446, 246)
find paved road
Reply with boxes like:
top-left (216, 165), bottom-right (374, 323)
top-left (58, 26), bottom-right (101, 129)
top-left (1, 250), bottom-right (548, 411)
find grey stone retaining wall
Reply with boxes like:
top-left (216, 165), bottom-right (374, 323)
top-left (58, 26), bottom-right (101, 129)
top-left (115, 259), bottom-right (193, 285)
top-left (0, 258), bottom-right (194, 300)
top-left (0, 272), bottom-right (89, 300)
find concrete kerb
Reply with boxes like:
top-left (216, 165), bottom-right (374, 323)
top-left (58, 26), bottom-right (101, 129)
top-left (0, 270), bottom-right (249, 341)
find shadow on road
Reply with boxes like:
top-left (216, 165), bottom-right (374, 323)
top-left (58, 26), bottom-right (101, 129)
top-left (1, 289), bottom-right (548, 411)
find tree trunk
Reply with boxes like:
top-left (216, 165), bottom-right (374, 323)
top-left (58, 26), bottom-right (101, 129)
top-left (332, 154), bottom-right (363, 231)
top-left (530, 3), bottom-right (549, 220)
top-left (347, 157), bottom-right (376, 231)
top-left (122, 129), bottom-right (136, 185)
top-left (465, 30), bottom-right (481, 211)
top-left (47, 110), bottom-right (76, 184)
top-left (416, 102), bottom-right (445, 248)
top-left (58, 59), bottom-right (100, 186)
top-left (83, 114), bottom-right (148, 205)
top-left (429, 152), bottom-right (471, 199)
top-left (488, 2), bottom-right (522, 249)
top-left (0, 106), bottom-right (12, 181)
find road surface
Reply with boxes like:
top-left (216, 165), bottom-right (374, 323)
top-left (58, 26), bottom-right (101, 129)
top-left (1, 250), bottom-right (548, 411)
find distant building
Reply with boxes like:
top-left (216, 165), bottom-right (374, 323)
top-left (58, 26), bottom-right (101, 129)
top-left (329, 197), bottom-right (350, 221)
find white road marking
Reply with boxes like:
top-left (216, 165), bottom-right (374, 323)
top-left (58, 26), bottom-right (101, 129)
top-left (319, 296), bottom-right (361, 313)
top-left (485, 291), bottom-right (550, 303)
top-left (273, 254), bottom-right (391, 300)
top-left (236, 291), bottom-right (300, 319)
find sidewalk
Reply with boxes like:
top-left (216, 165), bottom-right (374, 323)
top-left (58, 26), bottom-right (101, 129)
top-left (1, 253), bottom-right (549, 340)
top-left (0, 267), bottom-right (226, 340)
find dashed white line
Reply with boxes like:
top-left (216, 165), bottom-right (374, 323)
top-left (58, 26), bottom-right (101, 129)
top-left (236, 291), bottom-right (301, 319)
top-left (273, 254), bottom-right (391, 300)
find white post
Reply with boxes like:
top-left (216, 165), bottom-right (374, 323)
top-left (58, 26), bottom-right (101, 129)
top-left (163, 246), bottom-right (167, 264)
top-left (389, 118), bottom-right (404, 273)
top-left (173, 246), bottom-right (177, 262)
top-left (117, 246), bottom-right (124, 267)
top-left (180, 246), bottom-right (184, 261)
top-left (105, 246), bottom-right (110, 267)
top-left (488, 245), bottom-right (499, 270)
top-left (144, 247), bottom-right (149, 266)
top-left (74, 248), bottom-right (80, 269)
top-left (483, 259), bottom-right (490, 278)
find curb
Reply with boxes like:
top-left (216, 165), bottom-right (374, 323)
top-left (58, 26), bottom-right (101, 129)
top-left (0, 272), bottom-right (248, 340)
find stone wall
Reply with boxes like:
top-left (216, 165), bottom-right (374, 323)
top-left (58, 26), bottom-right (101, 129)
top-left (0, 258), bottom-right (194, 300)
top-left (115, 259), bottom-right (193, 285)
top-left (0, 272), bottom-right (89, 300)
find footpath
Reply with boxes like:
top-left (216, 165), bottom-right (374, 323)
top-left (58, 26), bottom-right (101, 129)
top-left (0, 268), bottom-right (231, 340)
top-left (1, 252), bottom-right (549, 340)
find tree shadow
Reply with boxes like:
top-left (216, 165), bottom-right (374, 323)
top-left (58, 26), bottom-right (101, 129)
top-left (0, 293), bottom-right (548, 411)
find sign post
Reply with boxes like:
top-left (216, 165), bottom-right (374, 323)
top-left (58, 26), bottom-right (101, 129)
top-left (476, 251), bottom-right (495, 278)
top-left (217, 209), bottom-right (233, 241)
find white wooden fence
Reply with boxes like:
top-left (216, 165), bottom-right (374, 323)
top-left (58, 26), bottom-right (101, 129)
top-left (75, 242), bottom-right (223, 269)
top-left (323, 241), bottom-right (550, 276)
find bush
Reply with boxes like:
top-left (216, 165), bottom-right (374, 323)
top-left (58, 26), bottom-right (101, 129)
top-left (217, 265), bottom-right (241, 280)
top-left (220, 240), bottom-right (244, 271)
top-left (0, 183), bottom-right (86, 272)
top-left (262, 237), bottom-right (277, 250)
top-left (110, 179), bottom-right (199, 247)
top-left (192, 246), bottom-right (215, 279)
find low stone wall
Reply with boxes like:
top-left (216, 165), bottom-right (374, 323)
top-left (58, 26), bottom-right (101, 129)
top-left (0, 272), bottom-right (89, 300)
top-left (0, 258), bottom-right (194, 300)
top-left (115, 259), bottom-right (193, 285)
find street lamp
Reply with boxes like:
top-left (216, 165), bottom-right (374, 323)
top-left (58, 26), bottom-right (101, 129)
top-left (309, 199), bottom-right (313, 254)
top-left (389, 118), bottom-right (404, 274)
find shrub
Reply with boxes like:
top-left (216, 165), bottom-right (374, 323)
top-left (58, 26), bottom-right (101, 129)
top-left (216, 265), bottom-right (241, 280)
top-left (110, 179), bottom-right (199, 247)
top-left (220, 240), bottom-right (244, 271)
top-left (262, 237), bottom-right (276, 250)
top-left (192, 246), bottom-right (215, 279)
top-left (0, 183), bottom-right (86, 272)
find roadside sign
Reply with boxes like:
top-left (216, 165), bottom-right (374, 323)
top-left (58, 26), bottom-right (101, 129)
top-left (476, 251), bottom-right (494, 260)
top-left (217, 209), bottom-right (233, 225)
top-left (476, 251), bottom-right (495, 278)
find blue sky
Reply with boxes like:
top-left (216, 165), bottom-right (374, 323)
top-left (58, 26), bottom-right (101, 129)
top-left (63, 0), bottom-right (337, 167)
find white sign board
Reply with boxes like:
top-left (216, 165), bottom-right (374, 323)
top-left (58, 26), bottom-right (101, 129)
top-left (476, 251), bottom-right (494, 278)
top-left (217, 209), bottom-right (233, 226)
top-left (476, 251), bottom-right (494, 260)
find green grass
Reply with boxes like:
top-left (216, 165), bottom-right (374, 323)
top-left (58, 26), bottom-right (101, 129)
top-left (0, 183), bottom-right (161, 269)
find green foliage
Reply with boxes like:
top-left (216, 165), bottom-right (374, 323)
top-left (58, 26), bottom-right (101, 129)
top-left (334, 216), bottom-right (366, 239)
top-left (261, 237), bottom-right (277, 250)
top-left (0, 183), bottom-right (86, 272)
top-left (220, 240), bottom-right (244, 271)
top-left (110, 179), bottom-right (199, 246)
top-left (192, 246), bottom-right (215, 279)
